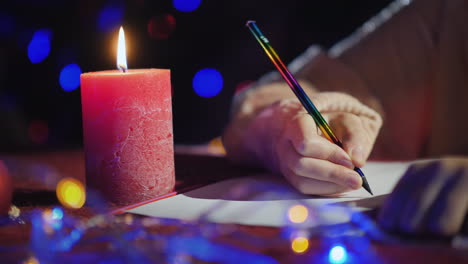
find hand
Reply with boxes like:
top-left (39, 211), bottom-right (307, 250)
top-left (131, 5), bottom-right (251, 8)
top-left (242, 92), bottom-right (382, 195)
top-left (378, 158), bottom-right (468, 236)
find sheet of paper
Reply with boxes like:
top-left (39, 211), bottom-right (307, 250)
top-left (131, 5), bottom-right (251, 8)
top-left (127, 161), bottom-right (412, 227)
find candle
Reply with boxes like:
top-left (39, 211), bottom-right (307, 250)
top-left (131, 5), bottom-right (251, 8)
top-left (80, 27), bottom-right (175, 205)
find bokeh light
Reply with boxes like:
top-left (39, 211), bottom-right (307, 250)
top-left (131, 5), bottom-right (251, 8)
top-left (98, 3), bottom-right (124, 32)
top-left (192, 68), bottom-right (223, 98)
top-left (329, 245), bottom-right (348, 264)
top-left (27, 28), bottom-right (52, 64)
top-left (28, 120), bottom-right (49, 145)
top-left (59, 63), bottom-right (82, 92)
top-left (9, 205), bottom-right (20, 218)
top-left (173, 0), bottom-right (202, 12)
top-left (288, 204), bottom-right (309, 223)
top-left (147, 14), bottom-right (176, 40)
top-left (208, 137), bottom-right (226, 155)
top-left (56, 178), bottom-right (86, 209)
top-left (51, 207), bottom-right (64, 220)
top-left (42, 208), bottom-right (63, 232)
top-left (291, 237), bottom-right (309, 254)
top-left (22, 256), bottom-right (39, 264)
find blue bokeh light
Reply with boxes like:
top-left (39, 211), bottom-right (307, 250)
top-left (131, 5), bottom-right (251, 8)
top-left (168, 236), bottom-right (277, 264)
top-left (59, 64), bottom-right (82, 92)
top-left (52, 207), bottom-right (64, 220)
top-left (192, 68), bottom-right (223, 98)
top-left (98, 4), bottom-right (124, 32)
top-left (173, 0), bottom-right (202, 12)
top-left (27, 28), bottom-right (52, 64)
top-left (329, 245), bottom-right (348, 264)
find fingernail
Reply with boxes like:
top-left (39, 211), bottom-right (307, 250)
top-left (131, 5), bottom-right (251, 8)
top-left (351, 146), bottom-right (365, 164)
top-left (346, 174), bottom-right (361, 189)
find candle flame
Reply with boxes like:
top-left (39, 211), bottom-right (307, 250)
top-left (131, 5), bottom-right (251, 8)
top-left (117, 26), bottom-right (127, 72)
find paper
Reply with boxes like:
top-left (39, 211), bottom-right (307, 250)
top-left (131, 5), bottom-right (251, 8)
top-left (127, 161), bottom-right (412, 227)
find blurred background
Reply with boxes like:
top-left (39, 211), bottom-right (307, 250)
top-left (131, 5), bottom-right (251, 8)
top-left (0, 0), bottom-right (392, 152)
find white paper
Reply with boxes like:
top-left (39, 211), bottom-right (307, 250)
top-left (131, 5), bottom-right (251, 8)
top-left (127, 161), bottom-right (412, 227)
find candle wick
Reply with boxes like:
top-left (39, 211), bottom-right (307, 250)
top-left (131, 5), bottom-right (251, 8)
top-left (118, 65), bottom-right (128, 73)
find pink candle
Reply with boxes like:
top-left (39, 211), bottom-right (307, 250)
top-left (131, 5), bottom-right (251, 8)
top-left (80, 27), bottom-right (174, 205)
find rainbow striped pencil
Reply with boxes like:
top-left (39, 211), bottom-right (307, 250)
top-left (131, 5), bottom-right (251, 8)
top-left (246, 20), bottom-right (373, 195)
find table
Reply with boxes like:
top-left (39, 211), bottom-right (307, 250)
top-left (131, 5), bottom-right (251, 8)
top-left (0, 148), bottom-right (467, 263)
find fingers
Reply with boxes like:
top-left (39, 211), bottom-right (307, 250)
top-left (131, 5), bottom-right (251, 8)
top-left (426, 169), bottom-right (468, 235)
top-left (277, 140), bottom-right (362, 193)
top-left (329, 113), bottom-right (373, 167)
top-left (395, 163), bottom-right (444, 233)
top-left (283, 114), bottom-right (355, 169)
top-left (379, 160), bottom-right (468, 236)
top-left (260, 97), bottom-right (375, 195)
top-left (311, 92), bottom-right (381, 167)
top-left (398, 177), bottom-right (442, 233)
top-left (282, 167), bottom-right (352, 195)
top-left (378, 165), bottom-right (424, 232)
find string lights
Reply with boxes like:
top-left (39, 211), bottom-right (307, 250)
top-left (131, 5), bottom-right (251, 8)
top-left (0, 187), bottom-right (393, 263)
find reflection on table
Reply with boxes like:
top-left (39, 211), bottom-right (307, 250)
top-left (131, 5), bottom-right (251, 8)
top-left (0, 147), bottom-right (467, 263)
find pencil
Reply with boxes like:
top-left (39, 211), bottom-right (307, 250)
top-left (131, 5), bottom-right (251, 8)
top-left (246, 20), bottom-right (373, 195)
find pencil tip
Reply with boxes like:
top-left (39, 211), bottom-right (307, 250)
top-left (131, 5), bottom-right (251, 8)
top-left (362, 177), bottom-right (373, 195)
top-left (354, 167), bottom-right (373, 195)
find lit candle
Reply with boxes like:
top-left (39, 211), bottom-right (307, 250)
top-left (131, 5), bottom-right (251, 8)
top-left (80, 27), bottom-right (175, 205)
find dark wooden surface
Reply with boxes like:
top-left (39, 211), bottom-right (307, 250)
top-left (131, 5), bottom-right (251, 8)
top-left (0, 148), bottom-right (467, 263)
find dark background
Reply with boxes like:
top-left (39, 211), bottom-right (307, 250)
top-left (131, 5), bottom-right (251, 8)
top-left (0, 0), bottom-right (392, 151)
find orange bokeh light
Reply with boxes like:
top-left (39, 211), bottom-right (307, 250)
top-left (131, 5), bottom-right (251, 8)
top-left (56, 177), bottom-right (86, 209)
top-left (288, 204), bottom-right (309, 223)
top-left (291, 237), bottom-right (309, 254)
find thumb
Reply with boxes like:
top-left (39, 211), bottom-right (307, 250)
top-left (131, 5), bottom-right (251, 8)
top-left (312, 92), bottom-right (381, 167)
top-left (330, 114), bottom-right (373, 167)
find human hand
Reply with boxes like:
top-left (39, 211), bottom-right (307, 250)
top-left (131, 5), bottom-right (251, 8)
top-left (243, 92), bottom-right (382, 195)
top-left (378, 158), bottom-right (468, 236)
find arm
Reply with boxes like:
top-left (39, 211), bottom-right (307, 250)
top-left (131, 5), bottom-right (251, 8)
top-left (294, 0), bottom-right (444, 159)
top-left (379, 157), bottom-right (468, 236)
top-left (222, 0), bottom-right (443, 194)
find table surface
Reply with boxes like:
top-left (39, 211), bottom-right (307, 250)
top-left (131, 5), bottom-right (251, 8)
top-left (0, 147), bottom-right (467, 263)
